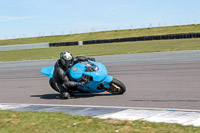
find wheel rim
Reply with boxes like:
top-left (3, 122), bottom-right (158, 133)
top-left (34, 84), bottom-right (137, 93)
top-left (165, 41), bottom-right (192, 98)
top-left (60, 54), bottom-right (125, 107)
top-left (111, 83), bottom-right (122, 94)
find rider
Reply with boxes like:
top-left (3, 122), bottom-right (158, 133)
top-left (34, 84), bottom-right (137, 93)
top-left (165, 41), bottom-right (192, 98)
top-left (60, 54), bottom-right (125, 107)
top-left (53, 51), bottom-right (95, 99)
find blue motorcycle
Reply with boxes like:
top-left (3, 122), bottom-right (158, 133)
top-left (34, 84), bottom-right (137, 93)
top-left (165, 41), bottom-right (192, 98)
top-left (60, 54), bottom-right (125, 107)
top-left (41, 60), bottom-right (126, 95)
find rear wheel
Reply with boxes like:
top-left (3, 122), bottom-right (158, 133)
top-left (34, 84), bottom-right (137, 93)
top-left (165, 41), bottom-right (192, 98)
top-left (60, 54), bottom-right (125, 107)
top-left (108, 78), bottom-right (126, 95)
top-left (49, 78), bottom-right (59, 92)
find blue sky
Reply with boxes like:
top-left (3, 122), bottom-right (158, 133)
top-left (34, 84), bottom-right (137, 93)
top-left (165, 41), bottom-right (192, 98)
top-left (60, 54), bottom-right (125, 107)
top-left (0, 0), bottom-right (199, 39)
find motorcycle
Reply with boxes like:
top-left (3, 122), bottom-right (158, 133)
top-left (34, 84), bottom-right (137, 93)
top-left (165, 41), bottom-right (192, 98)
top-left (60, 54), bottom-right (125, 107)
top-left (40, 60), bottom-right (126, 95)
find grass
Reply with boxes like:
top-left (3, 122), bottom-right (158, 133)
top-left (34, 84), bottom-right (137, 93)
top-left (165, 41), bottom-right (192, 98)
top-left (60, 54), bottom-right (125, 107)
top-left (0, 110), bottom-right (199, 133)
top-left (0, 24), bottom-right (200, 46)
top-left (1, 38), bottom-right (200, 62)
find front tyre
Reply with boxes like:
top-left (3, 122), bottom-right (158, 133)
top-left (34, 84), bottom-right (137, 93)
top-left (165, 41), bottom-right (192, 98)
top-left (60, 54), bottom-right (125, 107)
top-left (109, 78), bottom-right (126, 95)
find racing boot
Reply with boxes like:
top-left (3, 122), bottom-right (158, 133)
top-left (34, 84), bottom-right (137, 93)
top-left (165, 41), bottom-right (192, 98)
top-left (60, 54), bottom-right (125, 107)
top-left (61, 92), bottom-right (71, 99)
top-left (61, 90), bottom-right (75, 99)
top-left (68, 90), bottom-right (75, 99)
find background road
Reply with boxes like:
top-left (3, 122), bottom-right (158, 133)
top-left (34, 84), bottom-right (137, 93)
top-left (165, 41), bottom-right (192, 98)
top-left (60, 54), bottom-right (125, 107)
top-left (0, 50), bottom-right (200, 110)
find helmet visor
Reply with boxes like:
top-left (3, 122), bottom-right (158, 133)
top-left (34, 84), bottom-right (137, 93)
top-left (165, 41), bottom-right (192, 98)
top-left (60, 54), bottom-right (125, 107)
top-left (61, 58), bottom-right (73, 68)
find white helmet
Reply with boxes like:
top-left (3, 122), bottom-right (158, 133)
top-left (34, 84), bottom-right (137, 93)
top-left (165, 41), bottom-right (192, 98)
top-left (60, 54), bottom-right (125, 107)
top-left (60, 51), bottom-right (73, 68)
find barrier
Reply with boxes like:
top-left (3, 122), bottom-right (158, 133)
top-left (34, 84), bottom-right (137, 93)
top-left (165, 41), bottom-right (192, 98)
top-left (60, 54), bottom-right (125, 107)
top-left (49, 41), bottom-right (78, 47)
top-left (1, 33), bottom-right (200, 51)
top-left (49, 33), bottom-right (200, 47)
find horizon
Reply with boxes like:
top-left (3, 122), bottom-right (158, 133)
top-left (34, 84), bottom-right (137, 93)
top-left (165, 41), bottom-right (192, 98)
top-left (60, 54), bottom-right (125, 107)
top-left (0, 24), bottom-right (199, 41)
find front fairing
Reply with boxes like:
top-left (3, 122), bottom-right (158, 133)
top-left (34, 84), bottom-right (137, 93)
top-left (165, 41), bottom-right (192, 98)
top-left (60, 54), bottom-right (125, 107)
top-left (69, 63), bottom-right (86, 81)
top-left (69, 60), bottom-right (113, 93)
top-left (84, 61), bottom-right (108, 82)
top-left (69, 61), bottom-right (108, 82)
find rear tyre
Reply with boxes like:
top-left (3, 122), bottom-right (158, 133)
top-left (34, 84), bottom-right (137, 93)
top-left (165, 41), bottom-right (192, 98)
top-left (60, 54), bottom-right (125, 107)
top-left (109, 78), bottom-right (126, 95)
top-left (49, 78), bottom-right (59, 92)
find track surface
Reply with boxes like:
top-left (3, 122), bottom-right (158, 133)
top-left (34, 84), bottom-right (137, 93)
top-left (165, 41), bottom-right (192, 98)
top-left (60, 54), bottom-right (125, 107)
top-left (1, 50), bottom-right (200, 110)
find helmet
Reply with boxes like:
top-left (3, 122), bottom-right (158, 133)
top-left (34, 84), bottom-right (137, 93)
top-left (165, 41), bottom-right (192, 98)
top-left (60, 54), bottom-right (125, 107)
top-left (60, 51), bottom-right (74, 68)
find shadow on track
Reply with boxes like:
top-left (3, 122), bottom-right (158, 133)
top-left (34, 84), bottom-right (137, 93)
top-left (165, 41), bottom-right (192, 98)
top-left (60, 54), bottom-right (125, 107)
top-left (31, 93), bottom-right (113, 100)
top-left (31, 94), bottom-right (61, 99)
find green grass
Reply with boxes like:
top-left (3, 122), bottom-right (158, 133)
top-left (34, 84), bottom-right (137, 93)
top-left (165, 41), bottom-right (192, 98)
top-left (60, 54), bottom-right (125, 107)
top-left (0, 110), bottom-right (199, 133)
top-left (1, 24), bottom-right (200, 46)
top-left (1, 38), bottom-right (200, 62)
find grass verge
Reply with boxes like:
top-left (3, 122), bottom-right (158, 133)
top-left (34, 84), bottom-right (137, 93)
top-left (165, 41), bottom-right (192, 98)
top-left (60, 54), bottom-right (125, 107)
top-left (0, 38), bottom-right (200, 62)
top-left (0, 110), bottom-right (199, 133)
top-left (0, 24), bottom-right (200, 46)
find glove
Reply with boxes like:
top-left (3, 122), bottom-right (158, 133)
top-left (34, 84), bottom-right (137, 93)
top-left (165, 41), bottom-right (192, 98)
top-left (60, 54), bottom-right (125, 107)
top-left (88, 57), bottom-right (95, 61)
top-left (78, 82), bottom-right (85, 87)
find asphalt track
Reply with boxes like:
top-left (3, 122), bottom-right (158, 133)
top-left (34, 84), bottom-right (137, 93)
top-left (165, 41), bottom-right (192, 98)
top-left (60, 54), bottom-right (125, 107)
top-left (1, 50), bottom-right (200, 110)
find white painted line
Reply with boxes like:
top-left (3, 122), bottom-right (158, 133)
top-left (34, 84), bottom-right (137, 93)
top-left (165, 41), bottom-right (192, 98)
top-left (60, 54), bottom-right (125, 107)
top-left (97, 109), bottom-right (169, 120)
top-left (1, 103), bottom-right (200, 112)
top-left (183, 118), bottom-right (200, 127)
top-left (144, 111), bottom-right (200, 124)
top-left (0, 104), bottom-right (30, 110)
top-left (97, 109), bottom-right (200, 126)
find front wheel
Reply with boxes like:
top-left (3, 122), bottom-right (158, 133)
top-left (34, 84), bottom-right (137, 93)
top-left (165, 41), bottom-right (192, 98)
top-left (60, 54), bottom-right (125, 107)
top-left (108, 78), bottom-right (126, 95)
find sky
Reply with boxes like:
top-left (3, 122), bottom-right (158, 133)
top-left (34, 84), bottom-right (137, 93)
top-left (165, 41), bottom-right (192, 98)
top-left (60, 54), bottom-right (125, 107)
top-left (0, 0), bottom-right (200, 39)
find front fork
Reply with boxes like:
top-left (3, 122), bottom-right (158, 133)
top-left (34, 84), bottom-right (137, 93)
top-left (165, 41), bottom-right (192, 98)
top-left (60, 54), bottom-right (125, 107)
top-left (98, 75), bottom-right (113, 91)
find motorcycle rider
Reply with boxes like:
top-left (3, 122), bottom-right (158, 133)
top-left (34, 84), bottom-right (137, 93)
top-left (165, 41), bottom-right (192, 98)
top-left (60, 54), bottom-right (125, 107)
top-left (53, 51), bottom-right (95, 99)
